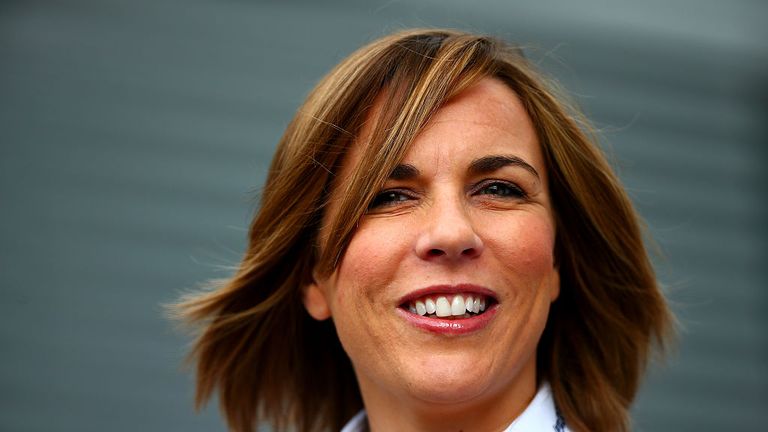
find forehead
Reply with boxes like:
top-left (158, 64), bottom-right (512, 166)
top-left (430, 78), bottom-right (532, 133)
top-left (409, 78), bottom-right (541, 166)
top-left (349, 77), bottom-right (542, 177)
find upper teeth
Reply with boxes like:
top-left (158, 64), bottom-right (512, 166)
top-left (408, 294), bottom-right (487, 317)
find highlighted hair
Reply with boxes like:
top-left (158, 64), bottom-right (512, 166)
top-left (171, 29), bottom-right (673, 432)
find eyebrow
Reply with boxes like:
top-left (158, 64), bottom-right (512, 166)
top-left (468, 155), bottom-right (540, 179)
top-left (389, 163), bottom-right (420, 180)
top-left (386, 155), bottom-right (540, 181)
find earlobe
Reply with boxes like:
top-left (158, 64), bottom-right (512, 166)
top-left (302, 282), bottom-right (331, 321)
top-left (549, 267), bottom-right (560, 303)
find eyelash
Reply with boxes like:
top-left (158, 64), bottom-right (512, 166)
top-left (367, 180), bottom-right (527, 210)
top-left (368, 189), bottom-right (415, 210)
top-left (472, 180), bottom-right (527, 199)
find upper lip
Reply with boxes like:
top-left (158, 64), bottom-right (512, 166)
top-left (397, 283), bottom-right (498, 306)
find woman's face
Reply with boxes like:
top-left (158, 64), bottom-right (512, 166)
top-left (304, 78), bottom-right (559, 409)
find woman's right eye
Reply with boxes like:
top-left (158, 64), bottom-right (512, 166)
top-left (368, 190), bottom-right (413, 210)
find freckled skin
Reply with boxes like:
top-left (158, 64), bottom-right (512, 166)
top-left (304, 78), bottom-right (560, 432)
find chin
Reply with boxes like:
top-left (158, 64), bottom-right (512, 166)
top-left (406, 374), bottom-right (495, 406)
top-left (400, 353), bottom-right (497, 405)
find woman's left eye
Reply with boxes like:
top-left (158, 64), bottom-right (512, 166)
top-left (474, 181), bottom-right (526, 199)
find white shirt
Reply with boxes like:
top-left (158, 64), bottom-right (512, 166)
top-left (340, 383), bottom-right (570, 432)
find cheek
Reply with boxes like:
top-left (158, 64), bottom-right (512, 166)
top-left (482, 212), bottom-right (556, 277)
top-left (331, 220), bottom-right (413, 306)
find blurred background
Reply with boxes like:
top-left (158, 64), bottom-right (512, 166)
top-left (1, 0), bottom-right (766, 431)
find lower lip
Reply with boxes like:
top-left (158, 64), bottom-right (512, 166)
top-left (395, 305), bottom-right (498, 335)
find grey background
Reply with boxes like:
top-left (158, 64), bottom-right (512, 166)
top-left (1, 0), bottom-right (766, 431)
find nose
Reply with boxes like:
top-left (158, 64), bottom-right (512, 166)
top-left (414, 196), bottom-right (484, 261)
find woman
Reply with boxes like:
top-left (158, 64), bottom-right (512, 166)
top-left (174, 29), bottom-right (673, 432)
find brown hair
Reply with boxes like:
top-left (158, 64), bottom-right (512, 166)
top-left (172, 29), bottom-right (673, 432)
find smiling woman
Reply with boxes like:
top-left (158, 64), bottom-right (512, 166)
top-left (172, 29), bottom-right (673, 432)
top-left (303, 78), bottom-right (561, 430)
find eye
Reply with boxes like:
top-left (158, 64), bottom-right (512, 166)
top-left (474, 181), bottom-right (526, 199)
top-left (368, 189), bottom-right (414, 210)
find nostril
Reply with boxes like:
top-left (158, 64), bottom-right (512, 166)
top-left (461, 247), bottom-right (478, 257)
top-left (428, 249), bottom-right (445, 257)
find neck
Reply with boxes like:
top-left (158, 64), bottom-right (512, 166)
top-left (357, 361), bottom-right (538, 432)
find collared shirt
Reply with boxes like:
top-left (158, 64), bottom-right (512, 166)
top-left (340, 383), bottom-right (569, 432)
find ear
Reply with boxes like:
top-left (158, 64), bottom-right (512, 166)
top-left (549, 266), bottom-right (560, 303)
top-left (302, 280), bottom-right (331, 321)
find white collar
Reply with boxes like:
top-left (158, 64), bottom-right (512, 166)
top-left (340, 383), bottom-right (569, 432)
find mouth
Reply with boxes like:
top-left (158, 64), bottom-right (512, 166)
top-left (396, 285), bottom-right (499, 335)
top-left (400, 293), bottom-right (496, 319)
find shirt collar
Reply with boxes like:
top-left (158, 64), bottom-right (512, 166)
top-left (339, 383), bottom-right (569, 432)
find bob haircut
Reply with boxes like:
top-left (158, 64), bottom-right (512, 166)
top-left (174, 29), bottom-right (673, 432)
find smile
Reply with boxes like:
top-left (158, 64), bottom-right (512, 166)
top-left (396, 285), bottom-right (499, 335)
top-left (405, 293), bottom-right (490, 318)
